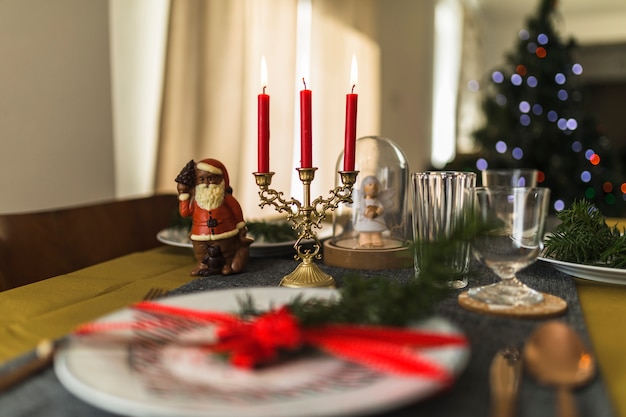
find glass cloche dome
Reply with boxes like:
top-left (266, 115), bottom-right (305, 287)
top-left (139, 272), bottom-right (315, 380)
top-left (323, 136), bottom-right (412, 270)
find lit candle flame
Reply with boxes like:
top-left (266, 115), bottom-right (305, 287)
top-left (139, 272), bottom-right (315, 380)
top-left (260, 56), bottom-right (268, 93)
top-left (350, 54), bottom-right (358, 92)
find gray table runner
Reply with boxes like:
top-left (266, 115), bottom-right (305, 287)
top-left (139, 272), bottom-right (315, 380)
top-left (0, 257), bottom-right (615, 417)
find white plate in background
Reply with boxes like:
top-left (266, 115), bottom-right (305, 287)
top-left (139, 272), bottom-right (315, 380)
top-left (539, 256), bottom-right (626, 285)
top-left (157, 223), bottom-right (332, 257)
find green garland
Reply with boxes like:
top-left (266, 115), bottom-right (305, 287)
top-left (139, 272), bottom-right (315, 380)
top-left (245, 221), bottom-right (298, 243)
top-left (239, 216), bottom-right (482, 327)
top-left (169, 211), bottom-right (297, 244)
top-left (543, 200), bottom-right (626, 268)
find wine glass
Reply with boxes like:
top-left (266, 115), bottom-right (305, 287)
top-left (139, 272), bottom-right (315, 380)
top-left (468, 187), bottom-right (550, 306)
top-left (481, 169), bottom-right (538, 187)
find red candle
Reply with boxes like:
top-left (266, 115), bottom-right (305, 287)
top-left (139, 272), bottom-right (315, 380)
top-left (300, 78), bottom-right (312, 168)
top-left (257, 57), bottom-right (270, 173)
top-left (343, 56), bottom-right (358, 171)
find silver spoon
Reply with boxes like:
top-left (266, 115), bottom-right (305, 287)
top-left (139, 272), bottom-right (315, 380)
top-left (523, 321), bottom-right (596, 417)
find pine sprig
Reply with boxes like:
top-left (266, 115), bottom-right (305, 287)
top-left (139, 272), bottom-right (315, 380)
top-left (169, 211), bottom-right (298, 244)
top-left (239, 211), bottom-right (484, 327)
top-left (543, 199), bottom-right (626, 268)
top-left (246, 221), bottom-right (298, 243)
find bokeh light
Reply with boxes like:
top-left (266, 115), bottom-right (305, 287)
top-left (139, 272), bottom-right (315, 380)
top-left (586, 187), bottom-right (596, 199)
top-left (572, 63), bottom-right (583, 75)
top-left (520, 114), bottom-right (531, 126)
top-left (557, 89), bottom-right (568, 100)
top-left (476, 158), bottom-right (488, 171)
top-left (495, 94), bottom-right (507, 106)
top-left (519, 101), bottom-right (530, 113)
top-left (511, 74), bottom-right (523, 86)
top-left (603, 182), bottom-right (613, 193)
top-left (468, 80), bottom-right (480, 92)
top-left (581, 171), bottom-right (591, 182)
top-left (532, 104), bottom-right (543, 115)
top-left (527, 76), bottom-right (538, 87)
top-left (537, 33), bottom-right (549, 45)
top-left (566, 118), bottom-right (578, 130)
top-left (555, 73), bottom-right (566, 84)
top-left (571, 141), bottom-right (582, 152)
top-left (516, 65), bottom-right (527, 76)
top-left (547, 111), bottom-right (558, 122)
top-left (536, 47), bottom-right (547, 58)
top-left (589, 153), bottom-right (600, 165)
top-left (495, 141), bottom-right (507, 153)
top-left (605, 194), bottom-right (616, 205)
top-left (554, 200), bottom-right (565, 211)
top-left (537, 171), bottom-right (545, 183)
top-left (492, 71), bottom-right (504, 83)
top-left (519, 29), bottom-right (530, 40)
top-left (512, 147), bottom-right (524, 160)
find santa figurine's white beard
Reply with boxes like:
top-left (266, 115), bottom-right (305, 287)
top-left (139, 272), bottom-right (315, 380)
top-left (195, 182), bottom-right (225, 210)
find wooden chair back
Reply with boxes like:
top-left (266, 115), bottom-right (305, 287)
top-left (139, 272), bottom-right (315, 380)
top-left (0, 194), bottom-right (178, 291)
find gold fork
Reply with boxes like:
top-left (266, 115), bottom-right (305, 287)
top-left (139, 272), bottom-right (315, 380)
top-left (142, 287), bottom-right (169, 301)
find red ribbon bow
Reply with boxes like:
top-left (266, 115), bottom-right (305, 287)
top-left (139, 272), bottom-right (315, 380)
top-left (76, 301), bottom-right (467, 384)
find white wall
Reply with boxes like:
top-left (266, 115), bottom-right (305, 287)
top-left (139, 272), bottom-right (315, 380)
top-left (481, 4), bottom-right (626, 77)
top-left (0, 0), bottom-right (115, 213)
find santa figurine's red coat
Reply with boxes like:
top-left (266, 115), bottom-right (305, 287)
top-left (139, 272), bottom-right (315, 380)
top-left (179, 193), bottom-right (245, 241)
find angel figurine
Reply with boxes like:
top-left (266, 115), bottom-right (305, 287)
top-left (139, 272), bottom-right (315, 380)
top-left (353, 175), bottom-right (394, 248)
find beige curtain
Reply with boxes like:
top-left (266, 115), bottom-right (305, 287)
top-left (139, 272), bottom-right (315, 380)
top-left (156, 0), bottom-right (379, 219)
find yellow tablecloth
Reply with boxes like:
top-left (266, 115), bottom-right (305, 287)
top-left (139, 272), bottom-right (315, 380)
top-left (589, 217), bottom-right (626, 416)
top-left (0, 243), bottom-right (624, 416)
top-left (577, 279), bottom-right (626, 417)
top-left (0, 246), bottom-right (195, 363)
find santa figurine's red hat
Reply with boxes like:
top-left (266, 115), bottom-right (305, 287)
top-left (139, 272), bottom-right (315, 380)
top-left (196, 158), bottom-right (232, 194)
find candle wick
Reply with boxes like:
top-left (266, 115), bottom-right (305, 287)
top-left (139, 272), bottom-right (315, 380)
top-left (351, 84), bottom-right (356, 94)
top-left (263, 85), bottom-right (266, 94)
top-left (302, 77), bottom-right (307, 90)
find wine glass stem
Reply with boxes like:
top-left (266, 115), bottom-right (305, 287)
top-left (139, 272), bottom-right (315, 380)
top-left (500, 276), bottom-right (525, 287)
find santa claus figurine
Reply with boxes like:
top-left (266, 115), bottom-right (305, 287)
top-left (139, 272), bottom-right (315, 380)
top-left (175, 158), bottom-right (253, 276)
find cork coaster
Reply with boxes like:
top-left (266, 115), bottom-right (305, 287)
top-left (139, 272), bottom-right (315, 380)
top-left (458, 291), bottom-right (568, 318)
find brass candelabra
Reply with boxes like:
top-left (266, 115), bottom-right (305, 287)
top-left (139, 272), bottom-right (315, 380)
top-left (253, 168), bottom-right (358, 288)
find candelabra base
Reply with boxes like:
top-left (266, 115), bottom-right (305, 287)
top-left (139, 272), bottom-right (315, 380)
top-left (279, 257), bottom-right (336, 288)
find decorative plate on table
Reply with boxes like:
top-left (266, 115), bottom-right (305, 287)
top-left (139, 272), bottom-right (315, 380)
top-left (157, 223), bottom-right (332, 258)
top-left (55, 287), bottom-right (469, 417)
top-left (539, 256), bottom-right (626, 285)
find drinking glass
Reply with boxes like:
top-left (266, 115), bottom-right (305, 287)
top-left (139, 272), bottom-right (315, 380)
top-left (481, 169), bottom-right (538, 187)
top-left (468, 187), bottom-right (550, 306)
top-left (412, 171), bottom-right (476, 289)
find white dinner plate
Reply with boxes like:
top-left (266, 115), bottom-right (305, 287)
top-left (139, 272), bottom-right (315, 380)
top-left (55, 287), bottom-right (469, 417)
top-left (157, 224), bottom-right (332, 257)
top-left (539, 256), bottom-right (626, 285)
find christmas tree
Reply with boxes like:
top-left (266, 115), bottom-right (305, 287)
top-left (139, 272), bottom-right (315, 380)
top-left (470, 0), bottom-right (626, 216)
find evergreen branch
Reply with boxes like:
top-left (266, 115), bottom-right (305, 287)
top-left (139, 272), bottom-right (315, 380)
top-left (246, 221), bottom-right (298, 243)
top-left (239, 211), bottom-right (484, 327)
top-left (169, 211), bottom-right (298, 244)
top-left (543, 199), bottom-right (626, 268)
